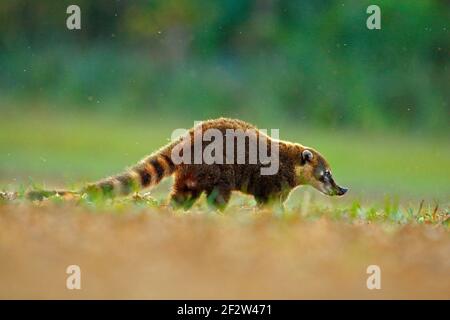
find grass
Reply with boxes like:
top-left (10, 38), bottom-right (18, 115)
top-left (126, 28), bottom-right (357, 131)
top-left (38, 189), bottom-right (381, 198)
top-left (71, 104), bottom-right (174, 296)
top-left (0, 195), bottom-right (448, 299)
top-left (1, 188), bottom-right (448, 226)
top-left (0, 111), bottom-right (449, 299)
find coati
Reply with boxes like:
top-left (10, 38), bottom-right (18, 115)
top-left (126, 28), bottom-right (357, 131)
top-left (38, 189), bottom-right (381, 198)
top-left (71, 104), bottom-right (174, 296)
top-left (26, 118), bottom-right (348, 209)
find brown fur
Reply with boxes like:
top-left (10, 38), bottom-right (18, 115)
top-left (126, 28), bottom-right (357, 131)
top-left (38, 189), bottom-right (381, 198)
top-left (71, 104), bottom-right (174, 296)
top-left (27, 118), bottom-right (346, 209)
top-left (168, 118), bottom-right (339, 209)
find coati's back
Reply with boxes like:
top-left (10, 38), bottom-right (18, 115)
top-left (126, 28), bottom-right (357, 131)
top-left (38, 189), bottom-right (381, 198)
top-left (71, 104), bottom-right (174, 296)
top-left (173, 118), bottom-right (298, 202)
top-left (90, 117), bottom-right (268, 197)
top-left (27, 118), bottom-right (264, 200)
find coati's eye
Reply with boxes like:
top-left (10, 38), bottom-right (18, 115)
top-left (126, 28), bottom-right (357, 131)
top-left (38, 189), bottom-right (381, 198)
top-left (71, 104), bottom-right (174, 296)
top-left (318, 170), bottom-right (325, 181)
top-left (320, 170), bottom-right (331, 182)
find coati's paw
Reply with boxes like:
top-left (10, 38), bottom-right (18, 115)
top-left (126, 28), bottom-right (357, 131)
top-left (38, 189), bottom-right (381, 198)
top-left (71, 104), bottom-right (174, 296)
top-left (169, 198), bottom-right (196, 211)
top-left (169, 191), bottom-right (200, 211)
top-left (255, 197), bottom-right (287, 215)
top-left (206, 188), bottom-right (231, 212)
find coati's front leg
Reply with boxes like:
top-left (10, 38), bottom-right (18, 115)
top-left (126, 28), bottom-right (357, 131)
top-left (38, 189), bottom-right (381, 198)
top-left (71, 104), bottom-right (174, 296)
top-left (254, 190), bottom-right (290, 213)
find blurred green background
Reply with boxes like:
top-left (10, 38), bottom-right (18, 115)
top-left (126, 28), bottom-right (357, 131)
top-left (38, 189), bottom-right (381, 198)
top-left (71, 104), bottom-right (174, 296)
top-left (0, 0), bottom-right (449, 199)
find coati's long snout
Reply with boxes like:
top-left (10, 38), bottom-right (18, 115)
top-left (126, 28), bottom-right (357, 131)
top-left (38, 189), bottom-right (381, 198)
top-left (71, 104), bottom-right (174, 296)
top-left (325, 180), bottom-right (348, 196)
top-left (296, 148), bottom-right (348, 197)
top-left (335, 186), bottom-right (349, 196)
top-left (319, 166), bottom-right (348, 196)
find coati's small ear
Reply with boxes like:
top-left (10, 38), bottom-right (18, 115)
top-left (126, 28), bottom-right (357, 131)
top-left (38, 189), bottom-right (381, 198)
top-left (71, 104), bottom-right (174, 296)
top-left (301, 149), bottom-right (314, 163)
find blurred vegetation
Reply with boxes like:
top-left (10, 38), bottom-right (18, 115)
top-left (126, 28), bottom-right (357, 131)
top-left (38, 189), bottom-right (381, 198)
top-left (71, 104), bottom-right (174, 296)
top-left (0, 0), bottom-right (449, 133)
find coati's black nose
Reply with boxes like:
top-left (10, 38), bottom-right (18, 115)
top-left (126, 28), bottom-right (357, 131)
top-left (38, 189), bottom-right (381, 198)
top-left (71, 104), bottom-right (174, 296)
top-left (337, 186), bottom-right (348, 196)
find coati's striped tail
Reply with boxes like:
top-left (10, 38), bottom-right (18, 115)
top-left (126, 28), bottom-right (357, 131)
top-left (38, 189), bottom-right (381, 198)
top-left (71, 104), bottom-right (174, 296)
top-left (26, 143), bottom-right (176, 200)
top-left (26, 190), bottom-right (78, 201)
top-left (82, 144), bottom-right (175, 198)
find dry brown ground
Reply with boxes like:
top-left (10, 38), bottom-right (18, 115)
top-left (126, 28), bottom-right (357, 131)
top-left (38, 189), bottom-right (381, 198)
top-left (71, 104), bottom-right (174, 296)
top-left (0, 202), bottom-right (449, 299)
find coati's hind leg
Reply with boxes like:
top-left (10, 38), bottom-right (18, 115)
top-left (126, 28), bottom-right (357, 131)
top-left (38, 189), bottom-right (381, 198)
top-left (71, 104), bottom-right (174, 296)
top-left (206, 186), bottom-right (231, 211)
top-left (169, 185), bottom-right (202, 210)
top-left (169, 175), bottom-right (202, 210)
top-left (169, 189), bottom-right (201, 210)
